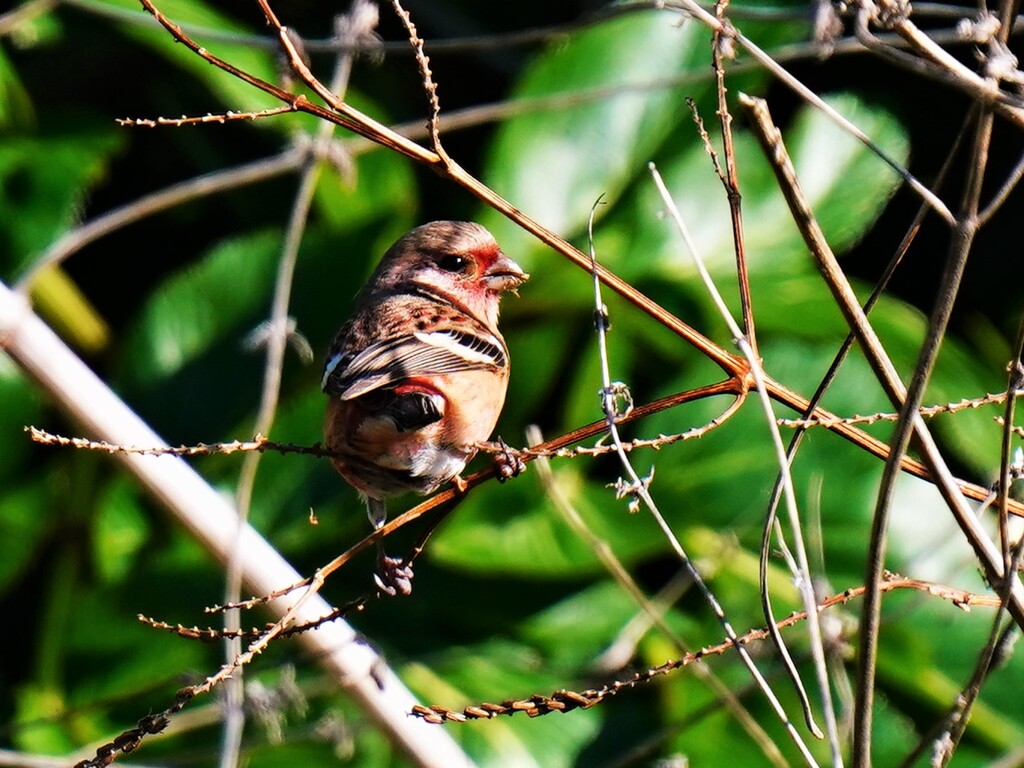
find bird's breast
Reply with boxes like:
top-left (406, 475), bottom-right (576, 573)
top-left (323, 366), bottom-right (508, 498)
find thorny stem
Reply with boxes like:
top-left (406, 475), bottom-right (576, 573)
top-left (411, 574), bottom-right (1005, 723)
top-left (586, 202), bottom-right (820, 766)
top-left (387, 0), bottom-right (451, 165)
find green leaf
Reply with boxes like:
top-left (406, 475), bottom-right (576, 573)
top-left (519, 580), bottom-right (698, 672)
top-left (0, 483), bottom-right (49, 597)
top-left (482, 10), bottom-right (708, 256)
top-left (0, 130), bottom-right (123, 273)
top-left (118, 133), bottom-right (419, 399)
top-left (0, 357), bottom-right (41, 484)
top-left (480, 8), bottom-right (806, 266)
top-left (877, 605), bottom-right (1024, 751)
top-left (429, 467), bottom-right (611, 576)
top-left (606, 93), bottom-right (909, 281)
top-left (311, 97), bottom-right (418, 233)
top-left (404, 641), bottom-right (602, 768)
top-left (104, 0), bottom-right (284, 116)
top-left (0, 45), bottom-right (36, 133)
top-left (13, 685), bottom-right (78, 754)
top-left (118, 228), bottom-right (281, 388)
top-left (92, 478), bottom-right (150, 584)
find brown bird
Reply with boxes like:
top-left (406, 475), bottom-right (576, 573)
top-left (322, 221), bottom-right (528, 594)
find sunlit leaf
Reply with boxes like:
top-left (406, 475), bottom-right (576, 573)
top-left (606, 93), bottom-right (909, 280)
top-left (480, 7), bottom-right (806, 267)
top-left (92, 478), bottom-right (150, 584)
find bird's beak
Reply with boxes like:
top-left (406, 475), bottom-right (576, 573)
top-left (483, 253), bottom-right (529, 293)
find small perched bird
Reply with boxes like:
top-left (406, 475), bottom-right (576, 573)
top-left (322, 221), bottom-right (528, 594)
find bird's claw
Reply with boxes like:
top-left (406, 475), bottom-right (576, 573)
top-left (375, 553), bottom-right (414, 597)
top-left (491, 437), bottom-right (525, 483)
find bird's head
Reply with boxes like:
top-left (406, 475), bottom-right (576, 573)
top-left (374, 221), bottom-right (528, 327)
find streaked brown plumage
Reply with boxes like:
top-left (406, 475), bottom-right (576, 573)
top-left (322, 221), bottom-right (527, 593)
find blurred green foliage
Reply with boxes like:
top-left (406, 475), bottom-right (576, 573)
top-left (1, 1), bottom-right (1022, 767)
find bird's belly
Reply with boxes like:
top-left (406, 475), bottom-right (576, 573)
top-left (324, 385), bottom-right (496, 497)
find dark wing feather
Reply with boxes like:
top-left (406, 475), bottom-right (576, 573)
top-left (322, 329), bottom-right (506, 400)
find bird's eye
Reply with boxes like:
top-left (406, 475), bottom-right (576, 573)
top-left (438, 255), bottom-right (469, 273)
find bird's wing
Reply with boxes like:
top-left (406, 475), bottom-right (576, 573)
top-left (322, 328), bottom-right (507, 400)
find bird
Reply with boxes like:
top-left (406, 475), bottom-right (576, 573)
top-left (321, 221), bottom-right (528, 595)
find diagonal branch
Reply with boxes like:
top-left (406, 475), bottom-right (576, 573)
top-left (0, 279), bottom-right (474, 768)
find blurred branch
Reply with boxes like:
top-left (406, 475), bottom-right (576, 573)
top-left (0, 279), bottom-right (474, 768)
top-left (16, 148), bottom-right (307, 291)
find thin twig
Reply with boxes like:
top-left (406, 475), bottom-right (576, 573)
top-left (650, 164), bottom-right (845, 751)
top-left (387, 0), bottom-right (450, 164)
top-left (661, 0), bottom-right (957, 224)
top-left (998, 322), bottom-right (1024, 572)
top-left (978, 146), bottom-right (1024, 226)
top-left (115, 105), bottom-right (297, 127)
top-left (586, 201), bottom-right (820, 765)
top-left (16, 149), bottom-right (306, 291)
top-left (527, 425), bottom-right (789, 768)
top-left (708, 2), bottom-right (758, 360)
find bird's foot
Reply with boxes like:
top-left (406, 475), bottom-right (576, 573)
top-left (375, 551), bottom-right (414, 597)
top-left (490, 437), bottom-right (526, 483)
